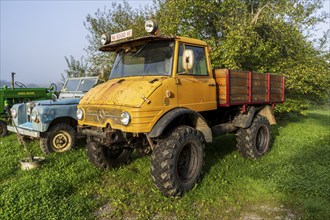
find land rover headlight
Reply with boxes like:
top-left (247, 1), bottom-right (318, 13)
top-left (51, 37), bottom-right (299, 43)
top-left (77, 108), bottom-right (84, 120)
top-left (26, 101), bottom-right (35, 115)
top-left (11, 108), bottom-right (17, 118)
top-left (120, 111), bottom-right (131, 126)
top-left (31, 111), bottom-right (37, 122)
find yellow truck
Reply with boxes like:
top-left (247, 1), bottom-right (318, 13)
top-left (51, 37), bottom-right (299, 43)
top-left (77, 20), bottom-right (285, 196)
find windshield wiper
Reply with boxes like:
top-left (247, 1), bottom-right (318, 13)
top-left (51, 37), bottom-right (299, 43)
top-left (131, 42), bottom-right (148, 59)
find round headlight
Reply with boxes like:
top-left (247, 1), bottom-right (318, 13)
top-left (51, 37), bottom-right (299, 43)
top-left (11, 108), bottom-right (17, 118)
top-left (120, 111), bottom-right (131, 126)
top-left (145, 19), bottom-right (158, 34)
top-left (31, 111), bottom-right (37, 122)
top-left (101, 33), bottom-right (111, 45)
top-left (77, 108), bottom-right (84, 120)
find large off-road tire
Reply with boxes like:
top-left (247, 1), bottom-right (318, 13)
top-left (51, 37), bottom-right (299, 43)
top-left (0, 120), bottom-right (8, 137)
top-left (87, 141), bottom-right (133, 169)
top-left (150, 125), bottom-right (205, 197)
top-left (236, 115), bottom-right (271, 159)
top-left (40, 123), bottom-right (76, 154)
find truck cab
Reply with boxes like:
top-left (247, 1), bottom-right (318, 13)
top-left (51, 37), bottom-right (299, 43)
top-left (77, 20), bottom-right (284, 196)
top-left (78, 35), bottom-right (216, 135)
top-left (8, 76), bottom-right (99, 154)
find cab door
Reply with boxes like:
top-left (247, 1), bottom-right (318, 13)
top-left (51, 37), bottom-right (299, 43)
top-left (176, 43), bottom-right (217, 112)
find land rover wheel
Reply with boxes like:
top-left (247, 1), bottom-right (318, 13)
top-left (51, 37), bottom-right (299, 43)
top-left (236, 115), bottom-right (271, 159)
top-left (86, 141), bottom-right (133, 169)
top-left (150, 125), bottom-right (205, 197)
top-left (40, 123), bottom-right (76, 154)
top-left (0, 120), bottom-right (8, 137)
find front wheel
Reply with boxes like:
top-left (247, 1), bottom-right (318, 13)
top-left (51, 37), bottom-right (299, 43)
top-left (40, 123), bottom-right (76, 154)
top-left (86, 141), bottom-right (133, 169)
top-left (236, 115), bottom-right (271, 159)
top-left (150, 125), bottom-right (205, 197)
top-left (0, 120), bottom-right (8, 137)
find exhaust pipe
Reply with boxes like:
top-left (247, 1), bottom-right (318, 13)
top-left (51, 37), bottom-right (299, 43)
top-left (11, 72), bottom-right (15, 89)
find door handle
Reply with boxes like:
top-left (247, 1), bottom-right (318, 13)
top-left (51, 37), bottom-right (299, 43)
top-left (208, 83), bottom-right (216, 87)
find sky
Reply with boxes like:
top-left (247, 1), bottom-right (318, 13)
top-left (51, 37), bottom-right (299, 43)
top-left (0, 0), bottom-right (152, 85)
top-left (0, 0), bottom-right (329, 85)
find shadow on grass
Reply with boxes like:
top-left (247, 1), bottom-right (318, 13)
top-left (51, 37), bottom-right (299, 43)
top-left (275, 112), bottom-right (305, 126)
top-left (276, 110), bottom-right (330, 129)
top-left (306, 112), bottom-right (330, 129)
top-left (203, 134), bottom-right (237, 175)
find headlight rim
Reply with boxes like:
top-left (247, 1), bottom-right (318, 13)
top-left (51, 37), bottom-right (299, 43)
top-left (101, 33), bottom-right (111, 45)
top-left (31, 111), bottom-right (37, 122)
top-left (11, 108), bottom-right (17, 118)
top-left (120, 111), bottom-right (131, 126)
top-left (145, 19), bottom-right (158, 34)
top-left (77, 108), bottom-right (84, 120)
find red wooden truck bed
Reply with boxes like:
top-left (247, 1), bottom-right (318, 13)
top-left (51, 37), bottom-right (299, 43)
top-left (214, 68), bottom-right (285, 107)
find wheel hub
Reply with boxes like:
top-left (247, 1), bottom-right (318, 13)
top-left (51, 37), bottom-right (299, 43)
top-left (177, 142), bottom-right (197, 183)
top-left (256, 125), bottom-right (269, 154)
top-left (52, 131), bottom-right (72, 151)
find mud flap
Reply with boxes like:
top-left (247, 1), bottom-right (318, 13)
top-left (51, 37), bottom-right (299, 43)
top-left (233, 106), bottom-right (256, 128)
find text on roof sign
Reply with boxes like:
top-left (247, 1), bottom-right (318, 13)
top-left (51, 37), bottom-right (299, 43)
top-left (111, 29), bottom-right (133, 42)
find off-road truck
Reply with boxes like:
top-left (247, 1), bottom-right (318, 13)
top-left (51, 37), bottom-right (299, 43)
top-left (8, 76), bottom-right (99, 154)
top-left (77, 20), bottom-right (285, 196)
top-left (0, 72), bottom-right (55, 137)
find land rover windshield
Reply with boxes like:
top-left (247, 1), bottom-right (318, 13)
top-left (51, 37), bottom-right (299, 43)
top-left (63, 78), bottom-right (98, 92)
top-left (110, 40), bottom-right (174, 79)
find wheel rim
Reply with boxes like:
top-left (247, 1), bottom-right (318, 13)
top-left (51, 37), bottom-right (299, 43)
top-left (176, 142), bottom-right (198, 184)
top-left (256, 124), bottom-right (270, 154)
top-left (51, 131), bottom-right (72, 152)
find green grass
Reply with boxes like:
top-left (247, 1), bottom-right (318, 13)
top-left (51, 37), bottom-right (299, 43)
top-left (0, 108), bottom-right (329, 219)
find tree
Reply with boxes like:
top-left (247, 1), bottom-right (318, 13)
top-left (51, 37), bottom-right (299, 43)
top-left (61, 55), bottom-right (88, 83)
top-left (154, 0), bottom-right (329, 112)
top-left (82, 0), bottom-right (329, 112)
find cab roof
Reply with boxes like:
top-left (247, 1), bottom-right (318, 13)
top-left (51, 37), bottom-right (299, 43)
top-left (99, 35), bottom-right (208, 52)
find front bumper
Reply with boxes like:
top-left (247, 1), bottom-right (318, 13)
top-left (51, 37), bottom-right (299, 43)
top-left (78, 125), bottom-right (125, 146)
top-left (7, 125), bottom-right (40, 138)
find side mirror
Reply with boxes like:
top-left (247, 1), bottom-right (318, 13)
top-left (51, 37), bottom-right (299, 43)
top-left (182, 49), bottom-right (194, 73)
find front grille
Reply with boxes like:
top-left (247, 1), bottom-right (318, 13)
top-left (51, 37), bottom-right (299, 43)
top-left (84, 107), bottom-right (122, 125)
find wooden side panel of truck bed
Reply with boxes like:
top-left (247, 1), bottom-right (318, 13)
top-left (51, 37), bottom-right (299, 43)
top-left (214, 68), bottom-right (285, 106)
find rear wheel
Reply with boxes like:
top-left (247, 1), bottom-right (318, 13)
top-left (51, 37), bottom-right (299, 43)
top-left (40, 123), bottom-right (76, 154)
top-left (87, 141), bottom-right (133, 169)
top-left (236, 115), bottom-right (271, 159)
top-left (150, 125), bottom-right (205, 197)
top-left (0, 120), bottom-right (8, 137)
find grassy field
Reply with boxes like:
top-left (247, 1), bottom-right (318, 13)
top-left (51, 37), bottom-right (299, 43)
top-left (0, 108), bottom-right (329, 219)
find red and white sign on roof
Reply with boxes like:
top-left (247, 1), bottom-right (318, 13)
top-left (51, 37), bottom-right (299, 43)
top-left (111, 29), bottom-right (133, 42)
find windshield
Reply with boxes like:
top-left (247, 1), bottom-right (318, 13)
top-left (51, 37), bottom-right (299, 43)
top-left (77, 78), bottom-right (97, 92)
top-left (63, 78), bottom-right (97, 92)
top-left (64, 79), bottom-right (80, 91)
top-left (110, 40), bottom-right (174, 79)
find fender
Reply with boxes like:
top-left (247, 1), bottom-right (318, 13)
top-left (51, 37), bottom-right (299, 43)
top-left (148, 108), bottom-right (212, 143)
top-left (233, 105), bottom-right (276, 129)
top-left (258, 105), bottom-right (276, 125)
